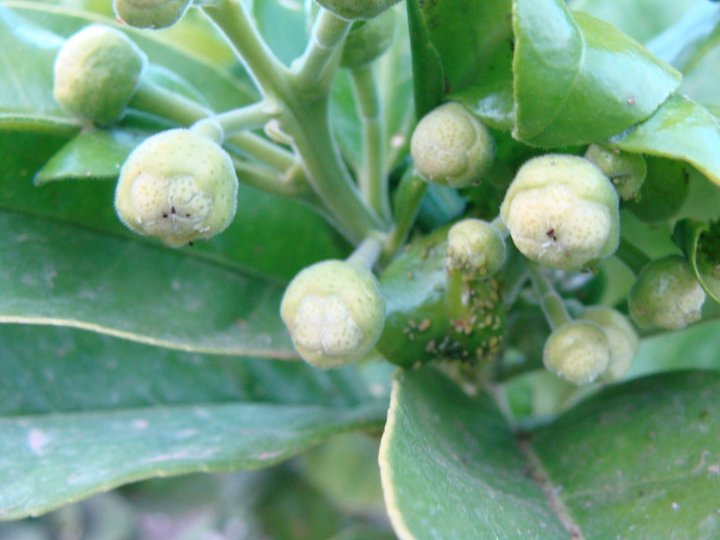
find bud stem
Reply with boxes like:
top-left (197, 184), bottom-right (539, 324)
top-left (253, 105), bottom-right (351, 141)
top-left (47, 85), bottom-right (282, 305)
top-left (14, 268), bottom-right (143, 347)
top-left (347, 234), bottom-right (384, 270)
top-left (192, 100), bottom-right (280, 140)
top-left (350, 64), bottom-right (391, 224)
top-left (527, 263), bottom-right (571, 330)
top-left (382, 169), bottom-right (427, 259)
top-left (616, 237), bottom-right (651, 275)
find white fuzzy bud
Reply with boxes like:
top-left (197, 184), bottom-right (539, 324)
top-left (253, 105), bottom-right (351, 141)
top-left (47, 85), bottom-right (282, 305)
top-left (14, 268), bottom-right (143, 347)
top-left (579, 306), bottom-right (638, 381)
top-left (543, 320), bottom-right (611, 385)
top-left (446, 219), bottom-right (506, 277)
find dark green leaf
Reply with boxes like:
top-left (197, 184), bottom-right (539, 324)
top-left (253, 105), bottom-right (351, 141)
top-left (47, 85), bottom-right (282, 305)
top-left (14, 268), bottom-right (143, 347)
top-left (673, 219), bottom-right (720, 303)
top-left (421, 0), bottom-right (514, 130)
top-left (380, 367), bottom-right (567, 538)
top-left (405, 0), bottom-right (444, 119)
top-left (0, 324), bottom-right (387, 520)
top-left (512, 0), bottom-right (681, 146)
top-left (534, 370), bottom-right (720, 540)
top-left (0, 210), bottom-right (293, 356)
top-left (612, 93), bottom-right (720, 187)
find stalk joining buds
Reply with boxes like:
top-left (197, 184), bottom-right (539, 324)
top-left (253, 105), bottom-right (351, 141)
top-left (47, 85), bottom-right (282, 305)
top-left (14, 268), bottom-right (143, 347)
top-left (500, 154), bottom-right (620, 271)
top-left (411, 102), bottom-right (494, 188)
top-left (628, 255), bottom-right (706, 330)
top-left (115, 129), bottom-right (238, 247)
top-left (280, 260), bottom-right (386, 368)
top-left (53, 25), bottom-right (146, 125)
top-left (543, 320), bottom-right (611, 385)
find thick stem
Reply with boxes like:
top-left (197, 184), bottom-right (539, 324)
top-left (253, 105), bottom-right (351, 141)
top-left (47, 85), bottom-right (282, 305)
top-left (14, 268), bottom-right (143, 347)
top-left (347, 234), bottom-right (384, 269)
top-left (292, 8), bottom-right (352, 93)
top-left (201, 0), bottom-right (289, 98)
top-left (616, 237), bottom-right (651, 275)
top-left (382, 169), bottom-right (427, 259)
top-left (527, 263), bottom-right (571, 330)
top-left (350, 64), bottom-right (391, 223)
top-left (193, 100), bottom-right (280, 138)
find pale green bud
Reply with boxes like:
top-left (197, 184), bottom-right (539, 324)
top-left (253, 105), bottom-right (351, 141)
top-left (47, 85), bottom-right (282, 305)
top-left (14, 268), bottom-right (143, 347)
top-left (543, 320), bottom-right (611, 386)
top-left (115, 129), bottom-right (238, 247)
top-left (579, 306), bottom-right (638, 381)
top-left (410, 102), bottom-right (495, 188)
top-left (340, 9), bottom-right (396, 68)
top-left (446, 219), bottom-right (506, 277)
top-left (500, 154), bottom-right (620, 271)
top-left (584, 144), bottom-right (646, 201)
top-left (313, 0), bottom-right (400, 20)
top-left (53, 25), bottom-right (146, 125)
top-left (628, 255), bottom-right (706, 330)
top-left (113, 0), bottom-right (192, 29)
top-left (280, 260), bottom-right (386, 368)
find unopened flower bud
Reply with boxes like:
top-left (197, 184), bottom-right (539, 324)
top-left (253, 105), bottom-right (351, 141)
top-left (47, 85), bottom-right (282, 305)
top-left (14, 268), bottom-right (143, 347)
top-left (53, 25), bottom-right (146, 125)
top-left (313, 0), bottom-right (400, 20)
top-left (115, 129), bottom-right (238, 247)
top-left (579, 306), bottom-right (638, 381)
top-left (113, 0), bottom-right (192, 29)
top-left (584, 144), bottom-right (646, 201)
top-left (411, 102), bottom-right (495, 188)
top-left (280, 260), bottom-right (386, 368)
top-left (543, 320), bottom-right (611, 385)
top-left (340, 9), bottom-right (396, 68)
top-left (628, 255), bottom-right (706, 330)
top-left (500, 154), bottom-right (620, 271)
top-left (446, 219), bottom-right (506, 277)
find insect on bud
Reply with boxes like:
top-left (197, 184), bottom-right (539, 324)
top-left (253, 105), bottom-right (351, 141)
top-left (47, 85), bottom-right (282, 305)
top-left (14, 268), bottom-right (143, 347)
top-left (579, 306), bottom-right (638, 381)
top-left (53, 25), bottom-right (146, 126)
top-left (628, 255), bottom-right (706, 330)
top-left (114, 128), bottom-right (238, 247)
top-left (411, 102), bottom-right (495, 188)
top-left (280, 260), bottom-right (386, 368)
top-left (543, 320), bottom-right (611, 386)
top-left (500, 154), bottom-right (620, 271)
top-left (113, 0), bottom-right (192, 29)
top-left (446, 219), bottom-right (506, 277)
top-left (584, 144), bottom-right (646, 201)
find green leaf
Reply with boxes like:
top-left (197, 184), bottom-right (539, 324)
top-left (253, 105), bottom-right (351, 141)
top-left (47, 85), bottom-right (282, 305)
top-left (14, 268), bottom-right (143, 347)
top-left (405, 0), bottom-right (444, 119)
top-left (421, 0), bottom-right (515, 130)
top-left (251, 0), bottom-right (308, 66)
top-left (381, 367), bottom-right (720, 539)
top-left (0, 324), bottom-right (387, 520)
top-left (534, 370), bottom-right (720, 539)
top-left (380, 367), bottom-right (567, 538)
top-left (0, 210), bottom-right (294, 357)
top-left (673, 219), bottom-right (720, 303)
top-left (512, 0), bottom-right (681, 147)
top-left (611, 94), bottom-right (720, 187)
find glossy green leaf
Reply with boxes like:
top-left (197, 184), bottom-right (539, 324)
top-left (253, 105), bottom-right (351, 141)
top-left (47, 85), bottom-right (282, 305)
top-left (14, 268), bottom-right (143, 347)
top-left (380, 367), bottom-right (567, 539)
top-left (421, 0), bottom-right (514, 130)
top-left (405, 0), bottom-right (444, 119)
top-left (512, 0), bottom-right (681, 147)
top-left (534, 370), bottom-right (720, 539)
top-left (0, 325), bottom-right (387, 520)
top-left (673, 219), bottom-right (720, 303)
top-left (612, 94), bottom-right (720, 187)
top-left (0, 210), bottom-right (294, 356)
top-left (382, 367), bottom-right (720, 539)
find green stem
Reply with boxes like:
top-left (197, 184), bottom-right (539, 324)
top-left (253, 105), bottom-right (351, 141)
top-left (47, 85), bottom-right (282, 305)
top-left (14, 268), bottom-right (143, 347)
top-left (231, 158), bottom-right (311, 199)
top-left (615, 237), bottom-right (651, 275)
top-left (201, 0), bottom-right (289, 98)
top-left (350, 64), bottom-right (391, 223)
top-left (491, 216), bottom-right (509, 239)
top-left (292, 8), bottom-right (352, 93)
top-left (193, 100), bottom-right (280, 138)
top-left (526, 263), bottom-right (571, 330)
top-left (347, 234), bottom-right (384, 269)
top-left (130, 80), bottom-right (208, 125)
top-left (382, 169), bottom-right (427, 259)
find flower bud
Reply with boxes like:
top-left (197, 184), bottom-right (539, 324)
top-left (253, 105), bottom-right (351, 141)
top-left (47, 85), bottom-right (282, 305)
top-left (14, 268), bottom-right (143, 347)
top-left (410, 102), bottom-right (494, 188)
top-left (584, 144), bottom-right (646, 201)
top-left (312, 0), bottom-right (400, 20)
top-left (115, 129), bottom-right (238, 247)
top-left (625, 157), bottom-right (689, 223)
top-left (543, 320), bottom-right (611, 385)
top-left (113, 0), bottom-right (192, 29)
top-left (280, 260), bottom-right (386, 368)
top-left (446, 219), bottom-right (506, 277)
top-left (53, 25), bottom-right (146, 126)
top-left (340, 9), bottom-right (396, 68)
top-left (500, 154), bottom-right (620, 271)
top-left (579, 306), bottom-right (638, 381)
top-left (628, 255), bottom-right (706, 330)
